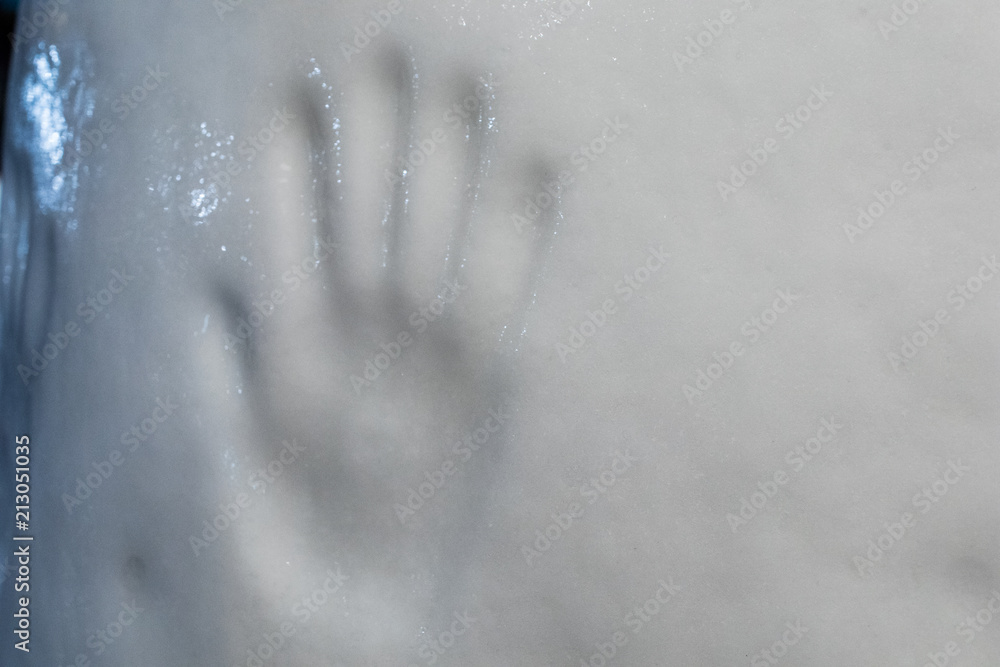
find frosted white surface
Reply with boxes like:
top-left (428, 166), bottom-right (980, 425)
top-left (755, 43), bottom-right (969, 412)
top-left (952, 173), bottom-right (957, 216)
top-left (1, 0), bottom-right (999, 665)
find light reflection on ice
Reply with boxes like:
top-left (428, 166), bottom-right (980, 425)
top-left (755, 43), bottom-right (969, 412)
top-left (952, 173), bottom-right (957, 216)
top-left (23, 44), bottom-right (89, 215)
top-left (188, 184), bottom-right (220, 223)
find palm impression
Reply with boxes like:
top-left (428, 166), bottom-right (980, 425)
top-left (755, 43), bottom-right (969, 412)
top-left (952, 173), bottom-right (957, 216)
top-left (200, 46), bottom-right (560, 662)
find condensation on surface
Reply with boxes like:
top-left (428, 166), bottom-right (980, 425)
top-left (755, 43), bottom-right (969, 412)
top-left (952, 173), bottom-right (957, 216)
top-left (301, 56), bottom-right (346, 264)
top-left (145, 119), bottom-right (240, 231)
top-left (185, 123), bottom-right (236, 224)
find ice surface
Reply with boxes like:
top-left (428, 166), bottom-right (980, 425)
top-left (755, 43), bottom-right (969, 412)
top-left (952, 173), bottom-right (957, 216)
top-left (1, 0), bottom-right (999, 665)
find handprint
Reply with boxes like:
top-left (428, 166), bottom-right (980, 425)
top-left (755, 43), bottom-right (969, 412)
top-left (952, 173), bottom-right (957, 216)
top-left (203, 45), bottom-right (561, 663)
